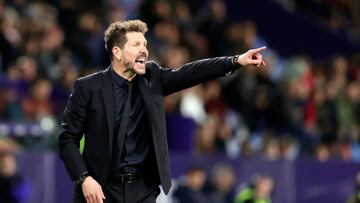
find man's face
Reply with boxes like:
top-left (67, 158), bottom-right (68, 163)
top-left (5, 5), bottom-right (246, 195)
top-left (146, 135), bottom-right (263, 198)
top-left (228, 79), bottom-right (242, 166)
top-left (0, 153), bottom-right (16, 177)
top-left (256, 178), bottom-right (274, 198)
top-left (119, 32), bottom-right (148, 75)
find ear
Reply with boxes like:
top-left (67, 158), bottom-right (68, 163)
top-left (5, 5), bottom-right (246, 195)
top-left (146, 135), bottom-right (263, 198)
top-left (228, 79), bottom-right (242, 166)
top-left (112, 47), bottom-right (122, 61)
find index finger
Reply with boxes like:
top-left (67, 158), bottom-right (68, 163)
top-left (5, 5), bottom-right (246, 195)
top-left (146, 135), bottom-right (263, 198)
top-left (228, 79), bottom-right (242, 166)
top-left (249, 46), bottom-right (267, 54)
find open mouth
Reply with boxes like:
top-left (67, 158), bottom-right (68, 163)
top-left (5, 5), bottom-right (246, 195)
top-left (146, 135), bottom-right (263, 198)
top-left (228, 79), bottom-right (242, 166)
top-left (135, 56), bottom-right (146, 65)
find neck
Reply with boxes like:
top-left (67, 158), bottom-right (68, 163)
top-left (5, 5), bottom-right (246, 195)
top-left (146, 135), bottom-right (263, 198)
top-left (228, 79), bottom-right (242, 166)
top-left (112, 60), bottom-right (136, 81)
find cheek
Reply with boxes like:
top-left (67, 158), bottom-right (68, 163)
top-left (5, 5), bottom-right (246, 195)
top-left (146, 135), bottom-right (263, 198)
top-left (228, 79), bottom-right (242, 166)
top-left (127, 52), bottom-right (138, 61)
top-left (122, 49), bottom-right (135, 59)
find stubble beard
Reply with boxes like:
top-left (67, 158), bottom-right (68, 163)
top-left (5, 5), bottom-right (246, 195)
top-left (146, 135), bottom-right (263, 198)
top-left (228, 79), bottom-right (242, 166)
top-left (124, 61), bottom-right (136, 77)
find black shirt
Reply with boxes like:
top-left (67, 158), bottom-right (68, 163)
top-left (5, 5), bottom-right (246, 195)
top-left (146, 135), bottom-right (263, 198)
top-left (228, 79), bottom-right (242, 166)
top-left (110, 68), bottom-right (150, 173)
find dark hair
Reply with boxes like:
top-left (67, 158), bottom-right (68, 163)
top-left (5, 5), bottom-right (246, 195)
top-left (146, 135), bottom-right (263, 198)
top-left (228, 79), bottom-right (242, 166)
top-left (104, 20), bottom-right (148, 60)
top-left (186, 165), bottom-right (205, 174)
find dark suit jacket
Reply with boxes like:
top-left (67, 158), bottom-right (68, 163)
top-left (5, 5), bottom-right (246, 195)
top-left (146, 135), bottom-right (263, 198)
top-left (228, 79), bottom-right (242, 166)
top-left (58, 57), bottom-right (237, 194)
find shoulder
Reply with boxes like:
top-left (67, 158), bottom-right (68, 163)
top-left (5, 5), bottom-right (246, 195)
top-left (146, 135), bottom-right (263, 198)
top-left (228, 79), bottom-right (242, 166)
top-left (146, 60), bottom-right (175, 73)
top-left (74, 69), bottom-right (104, 90)
top-left (146, 60), bottom-right (161, 70)
top-left (77, 70), bottom-right (103, 83)
top-left (144, 60), bottom-right (164, 79)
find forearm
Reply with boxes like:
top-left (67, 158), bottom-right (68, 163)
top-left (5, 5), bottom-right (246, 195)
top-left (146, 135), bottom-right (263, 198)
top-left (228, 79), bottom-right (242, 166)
top-left (160, 56), bottom-right (238, 95)
top-left (58, 135), bottom-right (88, 181)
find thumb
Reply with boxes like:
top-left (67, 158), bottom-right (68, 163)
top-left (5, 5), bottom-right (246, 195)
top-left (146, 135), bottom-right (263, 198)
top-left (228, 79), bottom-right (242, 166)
top-left (100, 187), bottom-right (105, 199)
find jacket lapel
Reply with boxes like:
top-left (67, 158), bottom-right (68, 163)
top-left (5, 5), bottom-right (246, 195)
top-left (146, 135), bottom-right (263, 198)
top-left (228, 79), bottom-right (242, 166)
top-left (139, 75), bottom-right (153, 120)
top-left (139, 75), bottom-right (156, 135)
top-left (101, 67), bottom-right (114, 155)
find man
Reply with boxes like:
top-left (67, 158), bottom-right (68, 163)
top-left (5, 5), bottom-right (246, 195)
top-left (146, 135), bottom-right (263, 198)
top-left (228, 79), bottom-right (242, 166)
top-left (347, 171), bottom-right (360, 203)
top-left (0, 138), bottom-right (30, 203)
top-left (207, 164), bottom-right (236, 203)
top-left (172, 166), bottom-right (208, 203)
top-left (58, 19), bottom-right (266, 203)
top-left (234, 175), bottom-right (274, 203)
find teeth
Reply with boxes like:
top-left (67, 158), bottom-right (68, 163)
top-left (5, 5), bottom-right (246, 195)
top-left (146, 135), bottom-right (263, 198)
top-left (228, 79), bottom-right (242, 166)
top-left (136, 58), bottom-right (145, 63)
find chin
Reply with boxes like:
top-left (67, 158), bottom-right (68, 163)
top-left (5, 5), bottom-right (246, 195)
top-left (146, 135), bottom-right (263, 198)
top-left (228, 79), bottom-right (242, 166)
top-left (134, 67), bottom-right (146, 75)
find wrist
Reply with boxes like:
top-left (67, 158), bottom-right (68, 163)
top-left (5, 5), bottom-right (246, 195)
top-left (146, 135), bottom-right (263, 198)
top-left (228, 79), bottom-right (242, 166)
top-left (76, 171), bottom-right (90, 185)
top-left (232, 55), bottom-right (242, 67)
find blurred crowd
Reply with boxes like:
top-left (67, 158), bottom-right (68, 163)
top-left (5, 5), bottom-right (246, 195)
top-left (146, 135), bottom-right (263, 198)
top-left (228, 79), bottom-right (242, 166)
top-left (0, 0), bottom-right (360, 164)
top-left (157, 164), bottom-right (273, 203)
top-left (277, 0), bottom-right (360, 40)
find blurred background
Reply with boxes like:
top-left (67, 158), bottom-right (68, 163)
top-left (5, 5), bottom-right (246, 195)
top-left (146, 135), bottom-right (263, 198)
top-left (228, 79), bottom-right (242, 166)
top-left (0, 0), bottom-right (360, 202)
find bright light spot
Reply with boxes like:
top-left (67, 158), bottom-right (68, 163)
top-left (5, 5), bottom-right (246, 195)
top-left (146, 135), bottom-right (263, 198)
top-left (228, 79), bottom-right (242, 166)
top-left (14, 124), bottom-right (26, 136)
top-left (0, 124), bottom-right (10, 136)
top-left (40, 117), bottom-right (55, 132)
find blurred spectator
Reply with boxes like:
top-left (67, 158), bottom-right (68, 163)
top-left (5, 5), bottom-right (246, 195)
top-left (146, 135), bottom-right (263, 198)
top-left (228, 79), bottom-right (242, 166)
top-left (22, 78), bottom-right (54, 122)
top-left (234, 174), bottom-right (274, 203)
top-left (279, 135), bottom-right (299, 160)
top-left (196, 0), bottom-right (228, 56)
top-left (16, 56), bottom-right (39, 95)
top-left (173, 166), bottom-right (208, 203)
top-left (180, 85), bottom-right (207, 125)
top-left (293, 0), bottom-right (360, 39)
top-left (0, 138), bottom-right (30, 203)
top-left (261, 135), bottom-right (281, 161)
top-left (347, 171), bottom-right (360, 203)
top-left (206, 163), bottom-right (235, 203)
top-left (315, 144), bottom-right (331, 162)
top-left (0, 86), bottom-right (23, 121)
top-left (240, 138), bottom-right (254, 158)
top-left (139, 0), bottom-right (172, 29)
top-left (195, 115), bottom-right (220, 155)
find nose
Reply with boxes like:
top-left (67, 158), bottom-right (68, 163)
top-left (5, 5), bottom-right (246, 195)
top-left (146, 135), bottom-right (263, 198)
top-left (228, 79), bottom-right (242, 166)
top-left (140, 46), bottom-right (148, 55)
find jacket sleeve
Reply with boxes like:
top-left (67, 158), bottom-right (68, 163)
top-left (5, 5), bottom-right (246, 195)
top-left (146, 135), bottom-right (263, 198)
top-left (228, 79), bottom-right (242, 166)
top-left (157, 56), bottom-right (238, 96)
top-left (58, 79), bottom-right (88, 181)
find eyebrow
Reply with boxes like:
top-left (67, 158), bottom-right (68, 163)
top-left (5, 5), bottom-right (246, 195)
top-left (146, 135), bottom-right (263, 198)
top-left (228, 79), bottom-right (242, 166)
top-left (134, 40), bottom-right (147, 44)
top-left (140, 40), bottom-right (147, 46)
